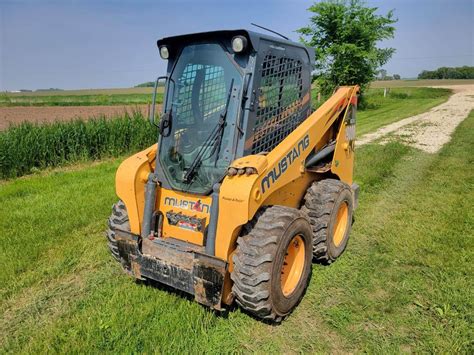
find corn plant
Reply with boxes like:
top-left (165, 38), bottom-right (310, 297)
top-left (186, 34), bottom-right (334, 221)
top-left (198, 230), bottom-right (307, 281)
top-left (0, 111), bottom-right (156, 179)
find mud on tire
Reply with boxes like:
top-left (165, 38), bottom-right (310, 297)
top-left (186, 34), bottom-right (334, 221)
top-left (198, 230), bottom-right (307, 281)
top-left (231, 206), bottom-right (313, 322)
top-left (301, 179), bottom-right (354, 264)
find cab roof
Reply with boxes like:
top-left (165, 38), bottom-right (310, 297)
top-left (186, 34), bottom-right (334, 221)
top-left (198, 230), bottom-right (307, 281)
top-left (157, 29), bottom-right (315, 65)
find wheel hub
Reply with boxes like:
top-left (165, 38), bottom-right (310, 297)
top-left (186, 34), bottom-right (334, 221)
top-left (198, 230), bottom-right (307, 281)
top-left (333, 202), bottom-right (349, 247)
top-left (280, 234), bottom-right (305, 297)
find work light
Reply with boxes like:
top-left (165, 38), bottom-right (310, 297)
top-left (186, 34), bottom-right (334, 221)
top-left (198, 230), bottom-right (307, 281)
top-left (231, 36), bottom-right (247, 53)
top-left (159, 46), bottom-right (169, 59)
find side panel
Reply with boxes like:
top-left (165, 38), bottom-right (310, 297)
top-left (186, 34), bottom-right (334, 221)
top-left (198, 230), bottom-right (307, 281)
top-left (262, 173), bottom-right (316, 208)
top-left (115, 145), bottom-right (156, 234)
top-left (215, 175), bottom-right (257, 260)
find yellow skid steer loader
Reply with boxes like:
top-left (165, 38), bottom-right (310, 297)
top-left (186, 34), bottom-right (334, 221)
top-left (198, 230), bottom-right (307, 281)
top-left (107, 29), bottom-right (359, 322)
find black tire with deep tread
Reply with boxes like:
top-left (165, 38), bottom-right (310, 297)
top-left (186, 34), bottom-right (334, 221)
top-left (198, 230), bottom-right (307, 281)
top-left (106, 200), bottom-right (131, 266)
top-left (231, 206), bottom-right (313, 322)
top-left (301, 179), bottom-right (353, 264)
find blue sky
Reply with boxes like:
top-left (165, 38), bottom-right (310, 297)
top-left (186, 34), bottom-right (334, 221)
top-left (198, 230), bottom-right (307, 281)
top-left (1, 0), bottom-right (473, 90)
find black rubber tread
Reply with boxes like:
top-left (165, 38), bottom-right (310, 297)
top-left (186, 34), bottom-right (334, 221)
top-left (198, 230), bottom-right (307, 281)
top-left (106, 200), bottom-right (131, 263)
top-left (231, 206), bottom-right (312, 322)
top-left (301, 179), bottom-right (353, 264)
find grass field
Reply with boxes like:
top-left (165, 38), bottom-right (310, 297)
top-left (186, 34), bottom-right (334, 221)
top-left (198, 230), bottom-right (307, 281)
top-left (1, 103), bottom-right (472, 352)
top-left (3, 81), bottom-right (458, 107)
top-left (4, 87), bottom-right (156, 96)
top-left (311, 87), bottom-right (452, 136)
top-left (1, 87), bottom-right (164, 107)
top-left (0, 87), bottom-right (451, 180)
top-left (0, 92), bottom-right (161, 107)
top-left (357, 87), bottom-right (451, 135)
top-left (370, 79), bottom-right (474, 88)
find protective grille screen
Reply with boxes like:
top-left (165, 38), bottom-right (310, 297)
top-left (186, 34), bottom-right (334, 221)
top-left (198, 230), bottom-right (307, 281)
top-left (175, 64), bottom-right (226, 124)
top-left (251, 55), bottom-right (304, 154)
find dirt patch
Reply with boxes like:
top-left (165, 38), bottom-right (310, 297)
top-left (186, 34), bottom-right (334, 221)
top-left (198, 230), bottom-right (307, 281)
top-left (0, 104), bottom-right (156, 130)
top-left (358, 85), bottom-right (474, 153)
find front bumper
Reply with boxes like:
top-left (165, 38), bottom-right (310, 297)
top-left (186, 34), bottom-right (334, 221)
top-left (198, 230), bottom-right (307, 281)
top-left (115, 230), bottom-right (227, 309)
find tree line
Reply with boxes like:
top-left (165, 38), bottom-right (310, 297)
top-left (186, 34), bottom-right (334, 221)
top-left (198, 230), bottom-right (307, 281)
top-left (418, 66), bottom-right (474, 79)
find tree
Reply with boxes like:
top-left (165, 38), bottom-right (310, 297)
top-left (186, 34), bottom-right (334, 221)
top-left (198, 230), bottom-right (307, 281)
top-left (393, 74), bottom-right (401, 80)
top-left (135, 81), bottom-right (155, 88)
top-left (418, 66), bottom-right (474, 79)
top-left (297, 0), bottom-right (397, 94)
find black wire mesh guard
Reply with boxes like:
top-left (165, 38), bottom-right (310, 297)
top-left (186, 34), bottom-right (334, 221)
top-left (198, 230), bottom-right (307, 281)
top-left (174, 64), bottom-right (227, 125)
top-left (252, 55), bottom-right (304, 154)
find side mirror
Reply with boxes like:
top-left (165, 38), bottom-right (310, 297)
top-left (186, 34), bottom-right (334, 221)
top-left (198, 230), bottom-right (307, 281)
top-left (149, 76), bottom-right (167, 127)
top-left (149, 76), bottom-right (175, 133)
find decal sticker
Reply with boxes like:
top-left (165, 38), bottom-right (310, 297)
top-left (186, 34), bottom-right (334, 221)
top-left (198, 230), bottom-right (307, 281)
top-left (261, 134), bottom-right (310, 194)
top-left (164, 197), bottom-right (210, 214)
top-left (166, 211), bottom-right (206, 232)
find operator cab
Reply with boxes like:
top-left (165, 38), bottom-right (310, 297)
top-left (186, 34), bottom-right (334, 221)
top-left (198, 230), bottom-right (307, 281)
top-left (152, 30), bottom-right (314, 195)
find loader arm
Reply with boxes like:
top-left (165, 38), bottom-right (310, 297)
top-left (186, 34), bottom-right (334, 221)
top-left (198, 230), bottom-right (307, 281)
top-left (214, 86), bottom-right (359, 260)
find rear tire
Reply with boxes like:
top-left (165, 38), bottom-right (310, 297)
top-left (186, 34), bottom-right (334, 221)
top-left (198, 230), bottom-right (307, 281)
top-left (301, 179), bottom-right (354, 264)
top-left (231, 206), bottom-right (313, 322)
top-left (106, 200), bottom-right (131, 268)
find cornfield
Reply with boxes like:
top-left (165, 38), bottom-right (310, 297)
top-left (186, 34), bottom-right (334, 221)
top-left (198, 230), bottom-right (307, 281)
top-left (0, 112), bottom-right (156, 179)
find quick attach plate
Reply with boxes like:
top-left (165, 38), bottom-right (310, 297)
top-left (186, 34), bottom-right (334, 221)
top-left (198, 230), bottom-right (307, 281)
top-left (116, 232), bottom-right (226, 309)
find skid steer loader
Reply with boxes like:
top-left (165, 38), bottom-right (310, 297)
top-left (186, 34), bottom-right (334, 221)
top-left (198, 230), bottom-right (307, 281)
top-left (107, 29), bottom-right (359, 322)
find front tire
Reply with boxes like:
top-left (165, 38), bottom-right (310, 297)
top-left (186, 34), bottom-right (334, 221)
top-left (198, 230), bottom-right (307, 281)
top-left (231, 206), bottom-right (313, 322)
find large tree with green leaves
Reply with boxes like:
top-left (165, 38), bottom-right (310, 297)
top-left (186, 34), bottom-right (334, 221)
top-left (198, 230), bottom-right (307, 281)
top-left (298, 0), bottom-right (397, 94)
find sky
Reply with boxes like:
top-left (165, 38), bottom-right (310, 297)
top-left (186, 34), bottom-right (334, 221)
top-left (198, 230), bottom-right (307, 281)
top-left (0, 0), bottom-right (473, 91)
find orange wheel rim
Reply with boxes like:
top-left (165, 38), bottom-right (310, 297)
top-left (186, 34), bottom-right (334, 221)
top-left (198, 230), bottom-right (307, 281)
top-left (333, 202), bottom-right (349, 247)
top-left (280, 235), bottom-right (305, 297)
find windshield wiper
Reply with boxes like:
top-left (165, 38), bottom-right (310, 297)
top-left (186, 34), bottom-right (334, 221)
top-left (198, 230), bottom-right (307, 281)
top-left (183, 79), bottom-right (234, 184)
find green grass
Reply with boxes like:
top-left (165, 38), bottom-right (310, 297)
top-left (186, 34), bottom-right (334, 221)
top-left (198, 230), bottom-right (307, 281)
top-left (3, 84), bottom-right (449, 109)
top-left (311, 87), bottom-right (452, 136)
top-left (0, 92), bottom-right (163, 107)
top-left (356, 87), bottom-right (451, 135)
top-left (0, 112), bottom-right (156, 179)
top-left (1, 110), bottom-right (472, 352)
top-left (0, 86), bottom-right (452, 181)
top-left (4, 87), bottom-right (157, 96)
